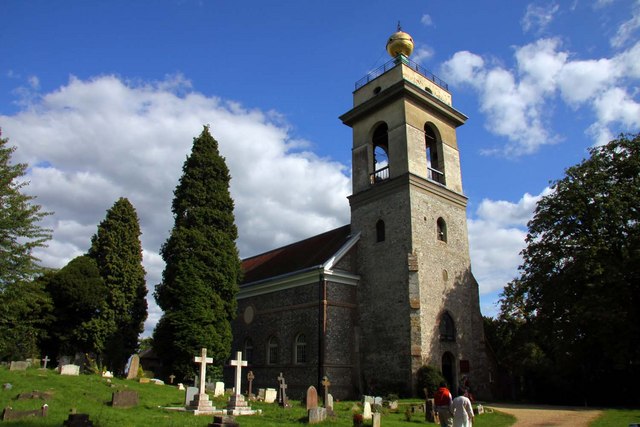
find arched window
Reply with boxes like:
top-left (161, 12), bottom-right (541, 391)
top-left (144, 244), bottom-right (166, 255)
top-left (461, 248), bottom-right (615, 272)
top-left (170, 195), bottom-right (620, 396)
top-left (295, 333), bottom-right (307, 364)
top-left (376, 219), bottom-right (385, 242)
top-left (267, 336), bottom-right (279, 365)
top-left (425, 124), bottom-right (445, 185)
top-left (439, 312), bottom-right (456, 342)
top-left (372, 123), bottom-right (389, 183)
top-left (244, 338), bottom-right (253, 365)
top-left (437, 217), bottom-right (447, 242)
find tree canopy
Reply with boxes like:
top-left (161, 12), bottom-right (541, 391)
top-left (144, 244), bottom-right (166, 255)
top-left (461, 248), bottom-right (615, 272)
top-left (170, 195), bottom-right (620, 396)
top-left (154, 126), bottom-right (241, 381)
top-left (499, 133), bottom-right (640, 404)
top-left (0, 132), bottom-right (52, 360)
top-left (88, 197), bottom-right (147, 372)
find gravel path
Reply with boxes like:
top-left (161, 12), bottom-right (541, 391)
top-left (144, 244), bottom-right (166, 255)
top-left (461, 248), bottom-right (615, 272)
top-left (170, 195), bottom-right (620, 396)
top-left (486, 403), bottom-right (602, 427)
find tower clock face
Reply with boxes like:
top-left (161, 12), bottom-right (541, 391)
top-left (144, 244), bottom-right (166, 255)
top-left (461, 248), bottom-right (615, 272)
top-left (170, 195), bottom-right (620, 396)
top-left (243, 305), bottom-right (255, 324)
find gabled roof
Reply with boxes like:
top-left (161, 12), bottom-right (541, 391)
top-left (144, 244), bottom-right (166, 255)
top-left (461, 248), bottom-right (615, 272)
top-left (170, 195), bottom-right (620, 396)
top-left (241, 225), bottom-right (352, 285)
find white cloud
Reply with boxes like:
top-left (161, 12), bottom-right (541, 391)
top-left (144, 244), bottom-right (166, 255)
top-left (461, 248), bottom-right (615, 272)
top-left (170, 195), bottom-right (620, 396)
top-left (521, 3), bottom-right (560, 34)
top-left (468, 189), bottom-right (551, 295)
top-left (412, 45), bottom-right (435, 64)
top-left (1, 75), bottom-right (351, 336)
top-left (611, 0), bottom-right (640, 48)
top-left (441, 37), bottom-right (640, 155)
top-left (421, 14), bottom-right (434, 27)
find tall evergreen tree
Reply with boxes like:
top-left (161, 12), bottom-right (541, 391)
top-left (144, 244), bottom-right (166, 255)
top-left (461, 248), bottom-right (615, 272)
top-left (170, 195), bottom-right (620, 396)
top-left (88, 197), bottom-right (147, 372)
top-left (154, 126), bottom-right (241, 380)
top-left (0, 132), bottom-right (53, 360)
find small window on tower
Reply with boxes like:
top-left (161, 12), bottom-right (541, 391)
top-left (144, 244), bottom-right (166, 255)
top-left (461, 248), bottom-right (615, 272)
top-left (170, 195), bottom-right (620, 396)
top-left (295, 333), bottom-right (307, 364)
top-left (267, 336), bottom-right (279, 365)
top-left (376, 219), bottom-right (385, 242)
top-left (439, 312), bottom-right (456, 342)
top-left (437, 217), bottom-right (447, 242)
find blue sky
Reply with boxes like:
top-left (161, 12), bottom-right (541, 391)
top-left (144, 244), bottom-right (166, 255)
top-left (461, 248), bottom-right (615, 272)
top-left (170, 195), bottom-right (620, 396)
top-left (2, 0), bottom-right (639, 335)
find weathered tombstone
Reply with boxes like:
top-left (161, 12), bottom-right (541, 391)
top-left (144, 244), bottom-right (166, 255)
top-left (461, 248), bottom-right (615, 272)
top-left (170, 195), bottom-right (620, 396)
top-left (277, 372), bottom-right (289, 407)
top-left (112, 390), bottom-right (139, 408)
top-left (2, 404), bottom-right (48, 421)
top-left (60, 364), bottom-right (80, 376)
top-left (177, 383), bottom-right (185, 391)
top-left (374, 396), bottom-right (382, 406)
top-left (372, 412), bottom-right (381, 427)
top-left (41, 355), bottom-right (50, 369)
top-left (58, 355), bottom-right (72, 367)
top-left (327, 393), bottom-right (334, 412)
top-left (189, 348), bottom-right (214, 412)
top-left (63, 413), bottom-right (94, 426)
top-left (214, 381), bottom-right (225, 397)
top-left (246, 371), bottom-right (255, 399)
top-left (257, 388), bottom-right (266, 401)
top-left (306, 386), bottom-right (318, 410)
top-left (308, 407), bottom-right (327, 424)
top-left (363, 395), bottom-right (374, 404)
top-left (168, 374), bottom-right (175, 384)
top-left (18, 391), bottom-right (53, 400)
top-left (208, 415), bottom-right (240, 427)
top-left (264, 388), bottom-right (277, 403)
top-left (425, 397), bottom-right (436, 422)
top-left (363, 401), bottom-right (372, 420)
top-left (9, 361), bottom-right (28, 371)
top-left (185, 386), bottom-right (199, 406)
top-left (321, 376), bottom-right (331, 408)
top-left (125, 354), bottom-right (140, 380)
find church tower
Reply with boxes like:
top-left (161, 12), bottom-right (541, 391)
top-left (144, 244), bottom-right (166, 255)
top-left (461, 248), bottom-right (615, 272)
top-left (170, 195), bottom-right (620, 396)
top-left (340, 29), bottom-right (489, 397)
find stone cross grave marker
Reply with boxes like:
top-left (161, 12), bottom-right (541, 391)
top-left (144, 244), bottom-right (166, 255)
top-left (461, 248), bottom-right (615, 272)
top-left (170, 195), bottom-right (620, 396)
top-left (277, 372), bottom-right (289, 407)
top-left (230, 351), bottom-right (247, 398)
top-left (169, 374), bottom-right (175, 384)
top-left (306, 385), bottom-right (318, 410)
top-left (321, 376), bottom-right (331, 408)
top-left (247, 371), bottom-right (255, 399)
top-left (41, 356), bottom-right (50, 369)
top-left (195, 348), bottom-right (213, 396)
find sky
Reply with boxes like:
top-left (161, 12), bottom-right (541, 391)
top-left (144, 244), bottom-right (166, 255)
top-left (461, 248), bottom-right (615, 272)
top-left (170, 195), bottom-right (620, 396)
top-left (1, 0), bottom-right (639, 337)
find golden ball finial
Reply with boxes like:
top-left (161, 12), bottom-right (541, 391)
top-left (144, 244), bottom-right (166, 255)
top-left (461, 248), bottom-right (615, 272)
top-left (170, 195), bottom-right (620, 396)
top-left (386, 24), bottom-right (414, 58)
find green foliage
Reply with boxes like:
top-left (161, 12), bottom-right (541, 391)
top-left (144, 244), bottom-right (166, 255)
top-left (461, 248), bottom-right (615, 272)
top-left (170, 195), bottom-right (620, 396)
top-left (154, 126), bottom-right (242, 381)
top-left (42, 255), bottom-right (108, 357)
top-left (0, 132), bottom-right (53, 361)
top-left (88, 197), bottom-right (147, 373)
top-left (415, 365), bottom-right (446, 398)
top-left (499, 133), bottom-right (640, 405)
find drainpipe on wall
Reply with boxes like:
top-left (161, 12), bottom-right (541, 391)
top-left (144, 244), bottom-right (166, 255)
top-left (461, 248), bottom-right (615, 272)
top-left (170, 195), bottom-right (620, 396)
top-left (318, 270), bottom-right (327, 390)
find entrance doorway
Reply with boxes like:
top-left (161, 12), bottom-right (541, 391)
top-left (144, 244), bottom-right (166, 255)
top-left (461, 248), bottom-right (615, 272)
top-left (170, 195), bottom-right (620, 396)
top-left (442, 352), bottom-right (455, 392)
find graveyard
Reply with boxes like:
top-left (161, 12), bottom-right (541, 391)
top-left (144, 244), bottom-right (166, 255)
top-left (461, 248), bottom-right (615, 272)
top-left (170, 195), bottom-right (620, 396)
top-left (0, 363), bottom-right (519, 427)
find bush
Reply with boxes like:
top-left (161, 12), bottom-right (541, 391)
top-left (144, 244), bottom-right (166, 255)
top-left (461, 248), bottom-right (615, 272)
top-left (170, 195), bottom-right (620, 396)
top-left (416, 365), bottom-right (445, 398)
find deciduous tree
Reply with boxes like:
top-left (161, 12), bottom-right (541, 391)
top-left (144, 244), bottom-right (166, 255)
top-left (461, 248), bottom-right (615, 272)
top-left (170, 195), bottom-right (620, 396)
top-left (154, 126), bottom-right (241, 380)
top-left (500, 133), bottom-right (640, 404)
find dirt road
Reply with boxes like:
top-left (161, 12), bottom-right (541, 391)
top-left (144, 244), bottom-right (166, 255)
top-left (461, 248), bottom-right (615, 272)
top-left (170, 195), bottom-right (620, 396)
top-left (486, 403), bottom-right (602, 427)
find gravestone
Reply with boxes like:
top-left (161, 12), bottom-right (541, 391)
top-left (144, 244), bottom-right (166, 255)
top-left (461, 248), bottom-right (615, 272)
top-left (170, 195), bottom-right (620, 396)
top-left (178, 383), bottom-right (185, 391)
top-left (306, 386), bottom-right (318, 410)
top-left (26, 358), bottom-right (40, 368)
top-left (372, 412), bottom-right (381, 427)
top-left (363, 395), bottom-right (374, 404)
top-left (41, 355), bottom-right (50, 369)
top-left (308, 407), bottom-right (327, 424)
top-left (363, 401), bottom-right (372, 420)
top-left (185, 386), bottom-right (199, 406)
top-left (264, 388), bottom-right (277, 403)
top-left (277, 372), bottom-right (289, 407)
top-left (18, 391), bottom-right (53, 400)
top-left (9, 361), bottom-right (28, 371)
top-left (247, 371), bottom-right (255, 399)
top-left (112, 390), bottom-right (139, 408)
top-left (168, 374), bottom-right (175, 384)
top-left (102, 371), bottom-right (113, 378)
top-left (214, 381), bottom-right (225, 397)
top-left (189, 348), bottom-right (215, 412)
top-left (126, 354), bottom-right (140, 380)
top-left (321, 376), bottom-right (331, 408)
top-left (2, 404), bottom-right (48, 421)
top-left (257, 388), bottom-right (265, 401)
top-left (58, 355), bottom-right (72, 367)
top-left (374, 396), bottom-right (382, 406)
top-left (60, 364), bottom-right (80, 376)
top-left (227, 351), bottom-right (255, 415)
top-left (326, 393), bottom-right (334, 412)
top-left (208, 415), bottom-right (239, 427)
top-left (63, 413), bottom-right (94, 426)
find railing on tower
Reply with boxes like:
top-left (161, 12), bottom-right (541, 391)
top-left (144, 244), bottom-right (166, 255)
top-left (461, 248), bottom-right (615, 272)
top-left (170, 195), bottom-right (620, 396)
top-left (355, 56), bottom-right (449, 92)
top-left (428, 167), bottom-right (446, 185)
top-left (370, 166), bottom-right (390, 184)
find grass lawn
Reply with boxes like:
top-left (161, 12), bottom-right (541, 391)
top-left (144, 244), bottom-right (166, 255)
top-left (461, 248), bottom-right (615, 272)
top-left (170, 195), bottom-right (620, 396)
top-left (0, 367), bottom-right (515, 426)
top-left (590, 408), bottom-right (640, 426)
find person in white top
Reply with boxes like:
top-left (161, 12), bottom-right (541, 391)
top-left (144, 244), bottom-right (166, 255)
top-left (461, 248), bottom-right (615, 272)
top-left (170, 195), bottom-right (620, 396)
top-left (450, 394), bottom-right (474, 427)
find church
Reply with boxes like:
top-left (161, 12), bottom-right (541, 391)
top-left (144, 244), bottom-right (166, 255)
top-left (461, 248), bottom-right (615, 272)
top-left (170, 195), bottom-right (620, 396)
top-left (227, 28), bottom-right (491, 400)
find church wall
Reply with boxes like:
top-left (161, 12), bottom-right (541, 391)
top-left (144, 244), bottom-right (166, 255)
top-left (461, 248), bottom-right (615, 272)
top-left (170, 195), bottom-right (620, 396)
top-left (351, 184), bottom-right (414, 396)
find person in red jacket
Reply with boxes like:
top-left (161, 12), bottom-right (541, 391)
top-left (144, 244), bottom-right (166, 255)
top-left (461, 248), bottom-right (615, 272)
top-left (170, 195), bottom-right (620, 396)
top-left (433, 382), bottom-right (453, 427)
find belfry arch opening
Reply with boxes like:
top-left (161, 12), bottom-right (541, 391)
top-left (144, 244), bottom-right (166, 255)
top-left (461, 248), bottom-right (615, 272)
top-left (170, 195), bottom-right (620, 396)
top-left (425, 124), bottom-right (446, 185)
top-left (372, 123), bottom-right (389, 183)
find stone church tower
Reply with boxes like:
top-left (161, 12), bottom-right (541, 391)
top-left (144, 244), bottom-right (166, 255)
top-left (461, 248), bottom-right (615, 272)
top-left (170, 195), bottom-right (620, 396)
top-left (340, 29), bottom-right (488, 396)
top-left (228, 28), bottom-right (490, 400)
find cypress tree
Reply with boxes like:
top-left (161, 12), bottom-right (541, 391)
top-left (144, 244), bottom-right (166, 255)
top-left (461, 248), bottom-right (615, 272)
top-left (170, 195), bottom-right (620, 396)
top-left (153, 126), bottom-right (241, 381)
top-left (88, 197), bottom-right (147, 372)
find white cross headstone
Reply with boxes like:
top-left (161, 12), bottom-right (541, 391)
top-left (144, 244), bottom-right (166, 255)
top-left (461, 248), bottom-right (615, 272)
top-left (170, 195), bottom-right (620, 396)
top-left (194, 348), bottom-right (213, 395)
top-left (41, 355), bottom-right (50, 369)
top-left (230, 351), bottom-right (247, 398)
